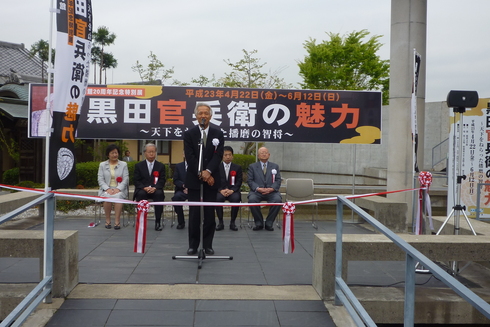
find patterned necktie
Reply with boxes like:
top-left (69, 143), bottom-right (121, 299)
top-left (263, 163), bottom-right (267, 175)
top-left (202, 130), bottom-right (207, 147)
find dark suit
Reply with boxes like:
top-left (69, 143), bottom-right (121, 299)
top-left (172, 161), bottom-right (188, 226)
top-left (247, 161), bottom-right (282, 228)
top-left (216, 162), bottom-right (243, 223)
top-left (184, 124), bottom-right (224, 250)
top-left (133, 160), bottom-right (166, 225)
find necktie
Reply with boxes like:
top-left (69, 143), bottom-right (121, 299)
top-left (263, 163), bottom-right (267, 175)
top-left (202, 130), bottom-right (207, 147)
top-left (149, 162), bottom-right (153, 175)
top-left (225, 163), bottom-right (230, 179)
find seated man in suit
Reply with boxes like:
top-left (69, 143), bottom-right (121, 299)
top-left (133, 143), bottom-right (166, 231)
top-left (172, 153), bottom-right (188, 230)
top-left (247, 147), bottom-right (282, 231)
top-left (215, 146), bottom-right (243, 231)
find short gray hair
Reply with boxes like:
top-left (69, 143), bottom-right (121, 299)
top-left (194, 102), bottom-right (213, 117)
top-left (144, 143), bottom-right (157, 152)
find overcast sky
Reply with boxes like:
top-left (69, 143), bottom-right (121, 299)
top-left (3, 0), bottom-right (489, 102)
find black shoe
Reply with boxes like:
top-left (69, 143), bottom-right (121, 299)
top-left (265, 225), bottom-right (274, 231)
top-left (205, 248), bottom-right (214, 255)
top-left (230, 223), bottom-right (238, 231)
top-left (187, 248), bottom-right (197, 255)
top-left (155, 223), bottom-right (162, 231)
top-left (252, 226), bottom-right (263, 231)
top-left (176, 224), bottom-right (185, 229)
top-left (216, 223), bottom-right (224, 231)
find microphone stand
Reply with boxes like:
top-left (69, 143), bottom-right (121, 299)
top-left (173, 123), bottom-right (233, 269)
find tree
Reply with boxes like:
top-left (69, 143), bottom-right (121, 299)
top-left (298, 30), bottom-right (390, 104)
top-left (92, 26), bottom-right (116, 84)
top-left (191, 49), bottom-right (292, 154)
top-left (220, 49), bottom-right (292, 154)
top-left (132, 51), bottom-right (174, 85)
top-left (217, 49), bottom-right (293, 89)
top-left (100, 52), bottom-right (118, 84)
top-left (29, 39), bottom-right (55, 83)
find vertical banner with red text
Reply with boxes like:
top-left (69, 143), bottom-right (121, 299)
top-left (50, 0), bottom-right (92, 189)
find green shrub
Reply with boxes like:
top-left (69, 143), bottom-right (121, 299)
top-left (56, 199), bottom-right (93, 213)
top-left (75, 160), bottom-right (172, 189)
top-left (3, 167), bottom-right (19, 186)
top-left (233, 154), bottom-right (256, 173)
top-left (76, 162), bottom-right (100, 188)
top-left (17, 181), bottom-right (44, 189)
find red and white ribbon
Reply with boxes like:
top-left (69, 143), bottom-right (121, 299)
top-left (134, 200), bottom-right (149, 253)
top-left (416, 171), bottom-right (433, 234)
top-left (282, 202), bottom-right (295, 254)
top-left (230, 170), bottom-right (236, 186)
top-left (153, 171), bottom-right (159, 185)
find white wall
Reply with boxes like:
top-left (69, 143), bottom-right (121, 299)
top-left (236, 101), bottom-right (449, 178)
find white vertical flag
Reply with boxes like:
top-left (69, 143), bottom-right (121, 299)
top-left (49, 0), bottom-right (92, 189)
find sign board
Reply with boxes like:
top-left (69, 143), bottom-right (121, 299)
top-left (30, 84), bottom-right (382, 144)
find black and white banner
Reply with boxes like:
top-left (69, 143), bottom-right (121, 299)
top-left (49, 0), bottom-right (92, 189)
top-left (411, 49), bottom-right (421, 173)
top-left (32, 84), bottom-right (382, 144)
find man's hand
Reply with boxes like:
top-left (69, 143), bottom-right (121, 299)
top-left (257, 187), bottom-right (274, 195)
top-left (200, 170), bottom-right (211, 182)
top-left (220, 189), bottom-right (234, 197)
top-left (206, 176), bottom-right (215, 186)
top-left (144, 186), bottom-right (156, 194)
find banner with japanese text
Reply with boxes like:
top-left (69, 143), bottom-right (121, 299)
top-left (75, 85), bottom-right (381, 143)
top-left (411, 49), bottom-right (421, 173)
top-left (49, 0), bottom-right (92, 189)
top-left (31, 84), bottom-right (381, 144)
top-left (447, 99), bottom-right (490, 218)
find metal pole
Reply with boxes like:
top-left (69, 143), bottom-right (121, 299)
top-left (43, 0), bottom-right (56, 304)
top-left (404, 254), bottom-right (416, 326)
top-left (350, 144), bottom-right (356, 222)
top-left (334, 199), bottom-right (344, 306)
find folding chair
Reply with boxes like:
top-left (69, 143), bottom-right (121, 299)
top-left (283, 178), bottom-right (318, 229)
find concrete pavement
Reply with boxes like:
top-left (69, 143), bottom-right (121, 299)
top-left (1, 211), bottom-right (371, 327)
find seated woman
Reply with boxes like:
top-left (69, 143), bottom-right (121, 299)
top-left (97, 144), bottom-right (129, 229)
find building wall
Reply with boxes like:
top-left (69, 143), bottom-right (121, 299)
top-left (263, 101), bottom-right (450, 180)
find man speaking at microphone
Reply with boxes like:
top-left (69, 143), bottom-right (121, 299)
top-left (183, 103), bottom-right (224, 255)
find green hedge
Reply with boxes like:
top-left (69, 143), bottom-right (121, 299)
top-left (76, 161), bottom-right (173, 189)
top-left (3, 156), bottom-right (255, 190)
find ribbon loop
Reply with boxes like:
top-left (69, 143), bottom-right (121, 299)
top-left (137, 200), bottom-right (150, 212)
top-left (418, 171), bottom-right (433, 188)
top-left (282, 202), bottom-right (296, 214)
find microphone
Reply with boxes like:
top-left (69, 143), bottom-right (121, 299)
top-left (200, 118), bottom-right (206, 127)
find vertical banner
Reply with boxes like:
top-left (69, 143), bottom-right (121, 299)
top-left (447, 101), bottom-right (490, 218)
top-left (411, 49), bottom-right (421, 174)
top-left (49, 0), bottom-right (92, 189)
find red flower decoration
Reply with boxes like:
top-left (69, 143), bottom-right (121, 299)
top-left (116, 176), bottom-right (123, 183)
top-left (153, 171), bottom-right (159, 177)
top-left (230, 171), bottom-right (236, 176)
